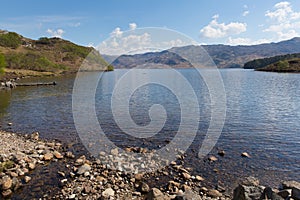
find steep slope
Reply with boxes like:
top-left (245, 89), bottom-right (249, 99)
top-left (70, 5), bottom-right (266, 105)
top-left (0, 30), bottom-right (111, 77)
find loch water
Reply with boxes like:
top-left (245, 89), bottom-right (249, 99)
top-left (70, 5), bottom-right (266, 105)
top-left (0, 68), bottom-right (299, 192)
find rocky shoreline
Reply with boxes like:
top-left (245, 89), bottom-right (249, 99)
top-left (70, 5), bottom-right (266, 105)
top-left (0, 130), bottom-right (299, 200)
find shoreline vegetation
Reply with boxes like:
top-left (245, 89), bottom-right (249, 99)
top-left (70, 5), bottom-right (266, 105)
top-left (244, 53), bottom-right (300, 73)
top-left (0, 130), bottom-right (299, 200)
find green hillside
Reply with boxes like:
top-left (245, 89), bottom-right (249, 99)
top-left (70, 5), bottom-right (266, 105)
top-left (0, 30), bottom-right (112, 80)
top-left (244, 53), bottom-right (300, 69)
top-left (256, 58), bottom-right (300, 73)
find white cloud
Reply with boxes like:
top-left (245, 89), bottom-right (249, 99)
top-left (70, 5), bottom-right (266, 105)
top-left (110, 27), bottom-right (123, 38)
top-left (98, 25), bottom-right (194, 55)
top-left (265, 1), bottom-right (296, 22)
top-left (243, 11), bottom-right (250, 17)
top-left (99, 31), bottom-right (151, 55)
top-left (277, 29), bottom-right (299, 40)
top-left (162, 39), bottom-right (187, 47)
top-left (227, 37), bottom-right (271, 45)
top-left (264, 1), bottom-right (300, 40)
top-left (227, 37), bottom-right (252, 45)
top-left (46, 28), bottom-right (65, 38)
top-left (200, 15), bottom-right (247, 38)
top-left (129, 23), bottom-right (137, 30)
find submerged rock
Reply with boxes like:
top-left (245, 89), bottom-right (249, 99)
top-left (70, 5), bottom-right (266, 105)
top-left (241, 152), bottom-right (250, 158)
top-left (208, 155), bottom-right (218, 162)
top-left (77, 164), bottom-right (91, 175)
top-left (218, 150), bottom-right (226, 157)
top-left (24, 176), bottom-right (31, 183)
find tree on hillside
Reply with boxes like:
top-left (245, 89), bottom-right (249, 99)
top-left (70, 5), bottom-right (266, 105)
top-left (0, 53), bottom-right (6, 74)
top-left (277, 60), bottom-right (289, 70)
top-left (0, 32), bottom-right (22, 49)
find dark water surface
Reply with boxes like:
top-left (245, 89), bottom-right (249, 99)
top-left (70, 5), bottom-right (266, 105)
top-left (0, 69), bottom-right (299, 196)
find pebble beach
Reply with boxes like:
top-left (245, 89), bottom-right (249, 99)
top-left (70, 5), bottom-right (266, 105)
top-left (0, 130), bottom-right (299, 200)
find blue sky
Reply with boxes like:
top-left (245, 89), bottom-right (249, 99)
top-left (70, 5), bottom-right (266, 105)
top-left (1, 0), bottom-right (300, 48)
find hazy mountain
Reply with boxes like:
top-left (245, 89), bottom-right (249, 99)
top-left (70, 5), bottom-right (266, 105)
top-left (108, 50), bottom-right (192, 69)
top-left (109, 37), bottom-right (300, 68)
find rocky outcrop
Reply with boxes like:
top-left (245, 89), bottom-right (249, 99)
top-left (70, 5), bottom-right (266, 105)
top-left (281, 181), bottom-right (300, 200)
top-left (0, 81), bottom-right (16, 89)
top-left (233, 177), bottom-right (300, 200)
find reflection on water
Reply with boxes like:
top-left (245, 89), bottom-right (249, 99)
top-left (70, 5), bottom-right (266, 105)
top-left (0, 90), bottom-right (11, 118)
top-left (0, 69), bottom-right (299, 188)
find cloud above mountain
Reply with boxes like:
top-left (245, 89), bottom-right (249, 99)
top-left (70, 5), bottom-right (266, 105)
top-left (46, 28), bottom-right (65, 38)
top-left (200, 15), bottom-right (247, 39)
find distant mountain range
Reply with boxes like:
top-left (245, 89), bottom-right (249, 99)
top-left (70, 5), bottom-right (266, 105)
top-left (104, 37), bottom-right (300, 68)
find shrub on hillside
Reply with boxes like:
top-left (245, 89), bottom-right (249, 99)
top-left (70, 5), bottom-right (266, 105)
top-left (0, 32), bottom-right (21, 48)
top-left (0, 53), bottom-right (6, 74)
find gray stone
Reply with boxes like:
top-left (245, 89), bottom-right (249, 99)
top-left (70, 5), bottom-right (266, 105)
top-left (75, 155), bottom-right (86, 165)
top-left (293, 188), bottom-right (300, 200)
top-left (242, 176), bottom-right (260, 186)
top-left (241, 152), bottom-right (250, 158)
top-left (53, 151), bottom-right (63, 159)
top-left (277, 189), bottom-right (291, 199)
top-left (184, 189), bottom-right (202, 200)
top-left (207, 189), bottom-right (222, 198)
top-left (110, 148), bottom-right (118, 156)
top-left (282, 181), bottom-right (300, 200)
top-left (12, 177), bottom-right (22, 191)
top-left (69, 194), bottom-right (76, 199)
top-left (31, 132), bottom-right (39, 140)
top-left (233, 184), bottom-right (263, 200)
top-left (282, 181), bottom-right (300, 190)
top-left (208, 155), bottom-right (218, 162)
top-left (65, 151), bottom-right (75, 158)
top-left (260, 187), bottom-right (284, 200)
top-left (134, 173), bottom-right (144, 181)
top-left (43, 153), bottom-right (53, 161)
top-left (2, 189), bottom-right (12, 198)
top-left (146, 188), bottom-right (166, 200)
top-left (1, 176), bottom-right (13, 190)
top-left (140, 182), bottom-right (150, 193)
top-left (218, 150), bottom-right (226, 156)
top-left (77, 164), bottom-right (91, 175)
top-left (182, 172), bottom-right (191, 180)
top-left (28, 162), bottom-right (36, 170)
top-left (24, 176), bottom-right (32, 183)
top-left (102, 187), bottom-right (115, 198)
